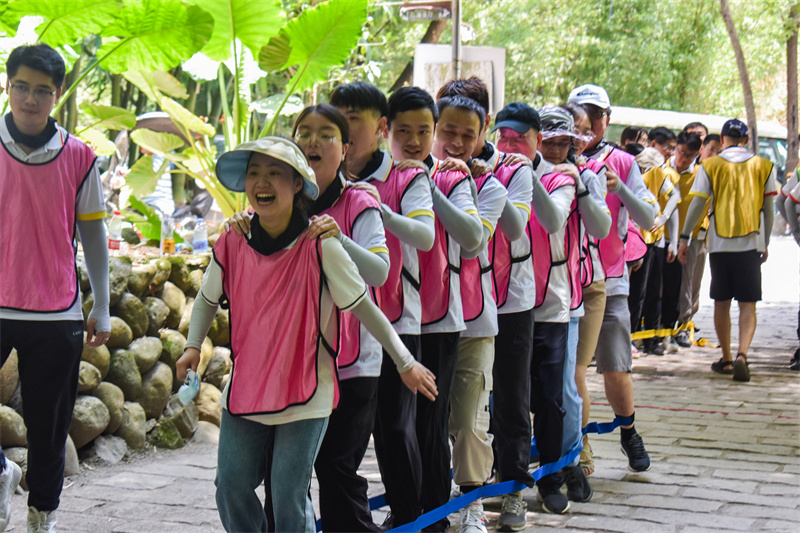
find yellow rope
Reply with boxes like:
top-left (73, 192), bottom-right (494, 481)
top-left (631, 321), bottom-right (719, 348)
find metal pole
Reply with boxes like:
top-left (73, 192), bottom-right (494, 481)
top-left (452, 0), bottom-right (462, 78)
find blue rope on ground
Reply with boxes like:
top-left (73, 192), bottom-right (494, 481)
top-left (314, 415), bottom-right (633, 532)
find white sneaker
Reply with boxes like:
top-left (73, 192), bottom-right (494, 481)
top-left (27, 506), bottom-right (56, 533)
top-left (459, 501), bottom-right (487, 533)
top-left (0, 460), bottom-right (22, 532)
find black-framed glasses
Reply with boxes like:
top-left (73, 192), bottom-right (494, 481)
top-left (9, 84), bottom-right (57, 103)
top-left (587, 107), bottom-right (609, 121)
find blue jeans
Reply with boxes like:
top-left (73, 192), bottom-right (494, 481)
top-left (215, 409), bottom-right (328, 533)
top-left (561, 317), bottom-right (583, 462)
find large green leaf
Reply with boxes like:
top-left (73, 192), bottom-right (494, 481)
top-left (6, 0), bottom-right (120, 47)
top-left (123, 154), bottom-right (165, 200)
top-left (282, 0), bottom-right (367, 93)
top-left (160, 97), bottom-right (216, 137)
top-left (0, 0), bottom-right (22, 36)
top-left (78, 103), bottom-right (137, 133)
top-left (127, 195), bottom-right (183, 243)
top-left (130, 128), bottom-right (184, 155)
top-left (98, 0), bottom-right (214, 74)
top-left (77, 128), bottom-right (117, 156)
top-left (258, 28), bottom-right (291, 72)
top-left (187, 0), bottom-right (283, 61)
top-left (123, 71), bottom-right (189, 102)
top-left (250, 93), bottom-right (304, 119)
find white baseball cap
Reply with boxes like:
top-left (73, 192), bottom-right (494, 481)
top-left (568, 84), bottom-right (611, 110)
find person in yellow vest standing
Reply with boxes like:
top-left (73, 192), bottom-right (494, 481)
top-left (678, 119), bottom-right (777, 382)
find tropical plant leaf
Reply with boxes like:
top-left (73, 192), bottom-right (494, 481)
top-left (130, 128), bottom-right (185, 155)
top-left (123, 154), bottom-right (163, 200)
top-left (6, 0), bottom-right (120, 47)
top-left (186, 0), bottom-right (283, 61)
top-left (123, 71), bottom-right (188, 101)
top-left (182, 51), bottom-right (220, 81)
top-left (250, 93), bottom-right (304, 118)
top-left (160, 97), bottom-right (216, 137)
top-left (98, 0), bottom-right (214, 74)
top-left (77, 128), bottom-right (117, 156)
top-left (282, 0), bottom-right (367, 93)
top-left (78, 103), bottom-right (137, 133)
top-left (127, 195), bottom-right (183, 243)
top-left (0, 0), bottom-right (23, 36)
top-left (257, 28), bottom-right (291, 72)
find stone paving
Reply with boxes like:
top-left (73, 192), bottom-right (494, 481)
top-left (4, 237), bottom-right (799, 532)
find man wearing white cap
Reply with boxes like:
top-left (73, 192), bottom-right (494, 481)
top-left (567, 84), bottom-right (656, 473)
top-left (678, 119), bottom-right (777, 382)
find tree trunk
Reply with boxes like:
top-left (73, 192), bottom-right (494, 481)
top-left (720, 0), bottom-right (758, 152)
top-left (787, 3), bottom-right (800, 176)
top-left (389, 19), bottom-right (448, 93)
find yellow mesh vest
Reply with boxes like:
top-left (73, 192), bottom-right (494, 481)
top-left (640, 166), bottom-right (672, 244)
top-left (703, 155), bottom-right (773, 238)
top-left (673, 165), bottom-right (710, 239)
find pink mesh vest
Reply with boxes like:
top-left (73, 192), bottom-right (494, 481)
top-left (594, 146), bottom-right (633, 279)
top-left (321, 183), bottom-right (381, 368)
top-left (215, 231), bottom-right (337, 416)
top-left (368, 163), bottom-right (423, 323)
top-left (624, 221), bottom-right (647, 263)
top-left (419, 161), bottom-right (470, 326)
top-left (529, 171), bottom-right (576, 308)
top-left (0, 134), bottom-right (96, 311)
top-left (460, 172), bottom-right (492, 322)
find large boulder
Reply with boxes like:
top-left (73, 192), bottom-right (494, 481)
top-left (107, 317), bottom-right (133, 350)
top-left (187, 268), bottom-right (203, 298)
top-left (138, 362), bottom-right (173, 419)
top-left (196, 382), bottom-right (222, 427)
top-left (167, 256), bottom-right (192, 292)
top-left (204, 347), bottom-right (232, 389)
top-left (128, 336), bottom-right (163, 374)
top-left (143, 297), bottom-right (170, 336)
top-left (192, 421), bottom-right (220, 445)
top-left (108, 256), bottom-right (133, 307)
top-left (106, 349), bottom-right (142, 400)
top-left (0, 405), bottom-right (26, 446)
top-left (148, 417), bottom-right (185, 449)
top-left (164, 395), bottom-right (198, 438)
top-left (128, 263), bottom-right (156, 298)
top-left (111, 293), bottom-right (149, 339)
top-left (178, 297), bottom-right (194, 338)
top-left (115, 401), bottom-right (147, 449)
top-left (4, 447), bottom-right (28, 490)
top-left (91, 382), bottom-right (125, 434)
top-left (76, 259), bottom-right (90, 293)
top-left (197, 337), bottom-right (214, 379)
top-left (0, 349), bottom-right (19, 405)
top-left (69, 395), bottom-right (110, 449)
top-left (207, 308), bottom-right (230, 347)
top-left (82, 292), bottom-right (93, 322)
top-left (77, 361), bottom-right (102, 393)
top-left (159, 282), bottom-right (186, 329)
top-left (81, 343), bottom-right (110, 380)
top-left (151, 258), bottom-right (172, 292)
top-left (64, 435), bottom-right (80, 476)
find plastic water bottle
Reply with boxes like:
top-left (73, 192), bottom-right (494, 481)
top-left (192, 218), bottom-right (209, 253)
top-left (177, 369), bottom-right (200, 404)
top-left (108, 211), bottom-right (123, 253)
top-left (160, 215), bottom-right (176, 254)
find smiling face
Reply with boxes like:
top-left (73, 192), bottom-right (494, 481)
top-left (496, 127), bottom-right (540, 159)
top-left (294, 112), bottom-right (347, 191)
top-left (6, 65), bottom-right (60, 136)
top-left (433, 106), bottom-right (482, 163)
top-left (244, 153), bottom-right (302, 237)
top-left (387, 108), bottom-right (436, 162)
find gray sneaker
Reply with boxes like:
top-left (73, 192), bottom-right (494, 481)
top-left (497, 491), bottom-right (527, 532)
top-left (0, 460), bottom-right (22, 532)
top-left (27, 506), bottom-right (57, 533)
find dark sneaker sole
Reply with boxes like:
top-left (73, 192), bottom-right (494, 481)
top-left (732, 358), bottom-right (750, 382)
top-left (496, 518), bottom-right (527, 532)
top-left (541, 499), bottom-right (571, 514)
top-left (567, 485), bottom-right (594, 502)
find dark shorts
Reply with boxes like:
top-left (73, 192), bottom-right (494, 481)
top-left (709, 251), bottom-right (762, 302)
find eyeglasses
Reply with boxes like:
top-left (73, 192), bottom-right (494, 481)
top-left (659, 143), bottom-right (676, 154)
top-left (294, 132), bottom-right (340, 145)
top-left (9, 84), bottom-right (57, 103)
top-left (675, 147), bottom-right (698, 159)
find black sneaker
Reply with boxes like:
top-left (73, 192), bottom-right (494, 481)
top-left (537, 488), bottom-right (570, 514)
top-left (732, 354), bottom-right (750, 382)
top-left (562, 465), bottom-right (593, 502)
top-left (644, 338), bottom-right (665, 356)
top-left (620, 433), bottom-right (651, 472)
top-left (379, 513), bottom-right (395, 532)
